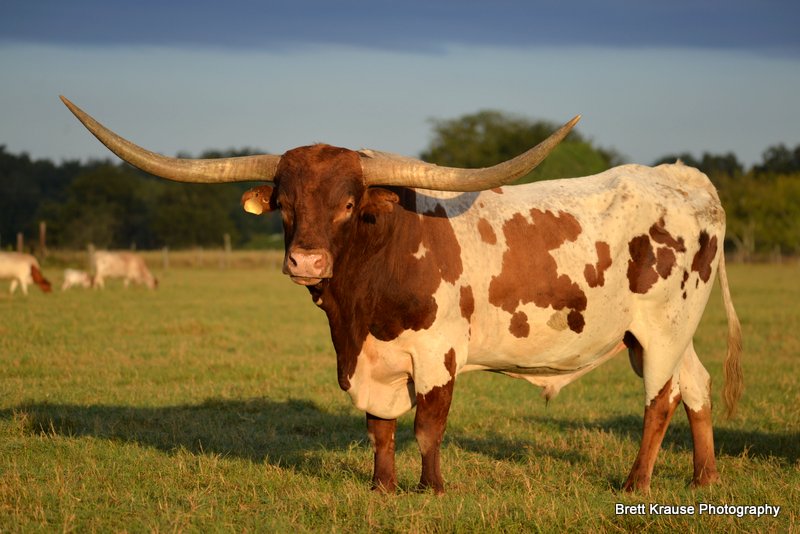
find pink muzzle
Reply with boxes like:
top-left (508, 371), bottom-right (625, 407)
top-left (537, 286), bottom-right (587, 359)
top-left (284, 248), bottom-right (333, 285)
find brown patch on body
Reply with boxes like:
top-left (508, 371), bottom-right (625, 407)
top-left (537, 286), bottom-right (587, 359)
top-left (509, 311), bottom-right (530, 338)
top-left (477, 218), bottom-right (497, 244)
top-left (490, 187), bottom-right (504, 194)
top-left (443, 347), bottom-right (456, 376)
top-left (567, 310), bottom-right (585, 333)
top-left (655, 247), bottom-right (676, 279)
top-left (584, 241), bottom-right (612, 288)
top-left (627, 235), bottom-right (660, 294)
top-left (459, 286), bottom-right (474, 321)
top-left (421, 204), bottom-right (464, 285)
top-left (691, 231), bottom-right (718, 283)
top-left (547, 310), bottom-right (569, 331)
top-left (488, 209), bottom-right (586, 333)
top-left (649, 218), bottom-right (686, 252)
top-left (627, 219), bottom-right (687, 294)
top-left (681, 270), bottom-right (689, 299)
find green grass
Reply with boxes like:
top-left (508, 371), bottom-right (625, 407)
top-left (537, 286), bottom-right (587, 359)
top-left (1, 262), bottom-right (797, 532)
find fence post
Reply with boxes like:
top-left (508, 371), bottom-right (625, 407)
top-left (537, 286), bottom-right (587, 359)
top-left (16, 232), bottom-right (23, 253)
top-left (39, 221), bottom-right (47, 257)
top-left (223, 233), bottom-right (231, 269)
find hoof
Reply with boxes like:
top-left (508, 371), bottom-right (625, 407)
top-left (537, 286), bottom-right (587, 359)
top-left (691, 470), bottom-right (720, 488)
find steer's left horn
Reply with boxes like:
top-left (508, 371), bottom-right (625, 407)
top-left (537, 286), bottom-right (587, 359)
top-left (359, 115), bottom-right (580, 192)
top-left (60, 96), bottom-right (280, 183)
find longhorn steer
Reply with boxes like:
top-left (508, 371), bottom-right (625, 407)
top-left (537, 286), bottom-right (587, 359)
top-left (62, 95), bottom-right (742, 493)
top-left (0, 252), bottom-right (52, 295)
top-left (92, 251), bottom-right (157, 290)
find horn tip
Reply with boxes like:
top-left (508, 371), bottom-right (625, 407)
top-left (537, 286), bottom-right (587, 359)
top-left (59, 95), bottom-right (80, 115)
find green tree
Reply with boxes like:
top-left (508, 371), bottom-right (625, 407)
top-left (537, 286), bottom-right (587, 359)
top-left (754, 143), bottom-right (800, 175)
top-left (653, 151), bottom-right (744, 185)
top-left (420, 110), bottom-right (622, 183)
top-left (151, 182), bottom-right (239, 248)
top-left (50, 164), bottom-right (153, 249)
top-left (0, 146), bottom-right (80, 250)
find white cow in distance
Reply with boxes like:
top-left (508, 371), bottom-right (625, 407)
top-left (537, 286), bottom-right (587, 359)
top-left (0, 252), bottom-right (52, 295)
top-left (92, 251), bottom-right (158, 289)
top-left (61, 268), bottom-right (93, 290)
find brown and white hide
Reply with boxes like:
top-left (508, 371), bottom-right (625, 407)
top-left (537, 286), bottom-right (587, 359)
top-left (0, 252), bottom-right (52, 295)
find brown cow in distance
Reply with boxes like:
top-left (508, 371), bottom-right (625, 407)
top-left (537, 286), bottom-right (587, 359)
top-left (61, 95), bottom-right (742, 494)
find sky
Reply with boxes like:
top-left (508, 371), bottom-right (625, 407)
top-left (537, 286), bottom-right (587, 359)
top-left (2, 1), bottom-right (799, 169)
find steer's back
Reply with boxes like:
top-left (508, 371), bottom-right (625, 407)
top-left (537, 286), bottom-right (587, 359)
top-left (94, 251), bottom-right (131, 278)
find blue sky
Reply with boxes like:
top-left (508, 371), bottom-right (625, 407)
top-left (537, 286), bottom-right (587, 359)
top-left (2, 1), bottom-right (799, 168)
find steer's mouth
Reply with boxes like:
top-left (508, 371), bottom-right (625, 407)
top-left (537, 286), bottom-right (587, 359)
top-left (289, 275), bottom-right (324, 286)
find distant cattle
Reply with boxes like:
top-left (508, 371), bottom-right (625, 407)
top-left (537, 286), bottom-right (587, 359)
top-left (0, 252), bottom-right (52, 295)
top-left (61, 268), bottom-right (93, 290)
top-left (64, 95), bottom-right (742, 494)
top-left (93, 251), bottom-right (157, 289)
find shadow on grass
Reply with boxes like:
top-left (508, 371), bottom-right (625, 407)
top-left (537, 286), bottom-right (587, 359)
top-left (521, 413), bottom-right (799, 465)
top-left (2, 399), bottom-right (795, 485)
top-left (2, 398), bottom-right (363, 466)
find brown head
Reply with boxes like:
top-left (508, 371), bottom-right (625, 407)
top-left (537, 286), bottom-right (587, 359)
top-left (60, 95), bottom-right (579, 286)
top-left (30, 265), bottom-right (52, 293)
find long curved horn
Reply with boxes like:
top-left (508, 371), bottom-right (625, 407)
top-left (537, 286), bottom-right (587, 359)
top-left (359, 115), bottom-right (581, 192)
top-left (60, 96), bottom-right (280, 183)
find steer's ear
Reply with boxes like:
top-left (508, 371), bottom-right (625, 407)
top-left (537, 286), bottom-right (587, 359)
top-left (360, 187), bottom-right (399, 218)
top-left (241, 185), bottom-right (276, 215)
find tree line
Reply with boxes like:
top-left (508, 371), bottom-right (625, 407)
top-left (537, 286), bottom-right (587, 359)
top-left (2, 110), bottom-right (799, 259)
top-left (0, 147), bottom-right (282, 252)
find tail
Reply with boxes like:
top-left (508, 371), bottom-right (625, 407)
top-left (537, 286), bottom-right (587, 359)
top-left (717, 253), bottom-right (742, 417)
top-left (30, 265), bottom-right (52, 293)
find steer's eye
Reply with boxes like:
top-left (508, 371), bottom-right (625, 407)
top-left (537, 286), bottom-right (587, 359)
top-left (346, 202), bottom-right (354, 210)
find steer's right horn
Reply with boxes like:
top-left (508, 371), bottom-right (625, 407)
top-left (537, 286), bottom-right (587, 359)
top-left (60, 96), bottom-right (280, 183)
top-left (359, 115), bottom-right (581, 192)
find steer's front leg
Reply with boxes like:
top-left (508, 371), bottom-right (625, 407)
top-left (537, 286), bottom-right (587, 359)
top-left (414, 376), bottom-right (455, 494)
top-left (366, 413), bottom-right (397, 492)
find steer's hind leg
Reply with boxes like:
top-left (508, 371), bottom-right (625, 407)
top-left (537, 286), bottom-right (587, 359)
top-left (623, 334), bottom-right (683, 492)
top-left (624, 378), bottom-right (681, 492)
top-left (678, 343), bottom-right (719, 487)
top-left (366, 413), bottom-right (397, 492)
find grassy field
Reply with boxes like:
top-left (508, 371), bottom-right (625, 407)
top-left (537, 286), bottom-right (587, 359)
top-left (1, 259), bottom-right (797, 532)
